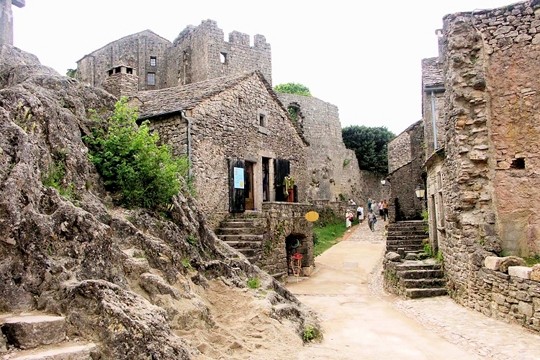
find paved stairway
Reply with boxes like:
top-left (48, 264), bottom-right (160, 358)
top-left (0, 313), bottom-right (96, 359)
top-left (216, 212), bottom-right (266, 263)
top-left (386, 220), bottom-right (427, 254)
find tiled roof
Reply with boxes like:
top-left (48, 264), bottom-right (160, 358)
top-left (135, 71), bottom-right (256, 120)
top-left (421, 57), bottom-right (444, 89)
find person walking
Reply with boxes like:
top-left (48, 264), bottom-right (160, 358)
top-left (345, 210), bottom-right (354, 232)
top-left (368, 210), bottom-right (377, 232)
top-left (382, 199), bottom-right (389, 221)
top-left (356, 205), bottom-right (364, 223)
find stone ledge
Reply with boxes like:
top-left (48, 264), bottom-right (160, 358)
top-left (508, 266), bottom-right (532, 279)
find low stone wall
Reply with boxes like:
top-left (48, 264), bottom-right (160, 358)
top-left (473, 256), bottom-right (540, 331)
top-left (259, 202), bottom-right (314, 278)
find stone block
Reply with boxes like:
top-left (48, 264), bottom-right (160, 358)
top-left (492, 292), bottom-right (506, 305)
top-left (508, 266), bottom-right (532, 279)
top-left (530, 264), bottom-right (540, 281)
top-left (1, 314), bottom-right (66, 349)
top-left (518, 301), bottom-right (534, 318)
top-left (484, 256), bottom-right (503, 270)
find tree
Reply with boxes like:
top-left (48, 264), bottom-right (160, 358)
top-left (342, 125), bottom-right (395, 175)
top-left (84, 97), bottom-right (189, 209)
top-left (273, 83), bottom-right (311, 96)
top-left (66, 69), bottom-right (77, 78)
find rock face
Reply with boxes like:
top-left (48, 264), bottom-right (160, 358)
top-left (0, 44), bottom-right (319, 359)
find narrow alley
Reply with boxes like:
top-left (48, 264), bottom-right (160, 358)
top-left (286, 221), bottom-right (540, 360)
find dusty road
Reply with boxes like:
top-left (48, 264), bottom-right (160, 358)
top-left (286, 221), bottom-right (540, 360)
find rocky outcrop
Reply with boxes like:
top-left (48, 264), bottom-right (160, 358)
top-left (0, 45), bottom-right (319, 359)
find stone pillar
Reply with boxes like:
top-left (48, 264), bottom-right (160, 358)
top-left (0, 0), bottom-right (24, 46)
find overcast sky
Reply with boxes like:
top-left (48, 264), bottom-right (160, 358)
top-left (13, 0), bottom-right (515, 135)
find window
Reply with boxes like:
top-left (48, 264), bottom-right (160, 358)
top-left (259, 113), bottom-right (266, 127)
top-left (150, 56), bottom-right (157, 67)
top-left (220, 52), bottom-right (228, 64)
top-left (511, 157), bottom-right (525, 169)
top-left (147, 72), bottom-right (156, 86)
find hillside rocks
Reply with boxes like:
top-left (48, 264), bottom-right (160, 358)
top-left (0, 44), bottom-right (319, 359)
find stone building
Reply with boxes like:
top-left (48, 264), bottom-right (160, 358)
top-left (418, 0), bottom-right (540, 332)
top-left (386, 120), bottom-right (425, 223)
top-left (131, 71), bottom-right (308, 229)
top-left (76, 20), bottom-right (272, 91)
top-left (277, 93), bottom-right (380, 206)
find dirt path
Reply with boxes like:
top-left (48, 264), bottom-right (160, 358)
top-left (286, 222), bottom-right (480, 360)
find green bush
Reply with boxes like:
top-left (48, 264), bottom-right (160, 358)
top-left (84, 98), bottom-right (189, 209)
top-left (302, 325), bottom-right (320, 342)
top-left (247, 277), bottom-right (261, 289)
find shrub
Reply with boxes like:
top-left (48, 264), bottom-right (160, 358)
top-left (84, 97), bottom-right (189, 209)
top-left (247, 277), bottom-right (261, 289)
top-left (302, 325), bottom-right (320, 342)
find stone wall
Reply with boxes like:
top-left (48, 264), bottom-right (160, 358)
top-left (188, 74), bottom-right (307, 228)
top-left (259, 202), bottom-right (314, 278)
top-left (76, 30), bottom-right (172, 91)
top-left (440, 0), bottom-right (540, 330)
top-left (169, 20), bottom-right (272, 87)
top-left (387, 120), bottom-right (425, 222)
top-left (422, 57), bottom-right (446, 156)
top-left (276, 93), bottom-right (375, 205)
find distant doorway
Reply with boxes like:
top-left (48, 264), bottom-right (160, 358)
top-left (245, 161), bottom-right (255, 210)
top-left (262, 157), bottom-right (270, 202)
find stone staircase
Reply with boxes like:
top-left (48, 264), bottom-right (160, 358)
top-left (386, 220), bottom-right (427, 254)
top-left (385, 259), bottom-right (447, 299)
top-left (216, 212), bottom-right (266, 264)
top-left (0, 312), bottom-right (97, 359)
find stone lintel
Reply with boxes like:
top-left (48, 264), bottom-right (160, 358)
top-left (508, 266), bottom-right (532, 279)
top-left (13, 0), bottom-right (25, 8)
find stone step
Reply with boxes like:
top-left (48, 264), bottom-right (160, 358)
top-left (386, 232), bottom-right (427, 238)
top-left (2, 342), bottom-right (97, 360)
top-left (397, 269), bottom-right (444, 279)
top-left (235, 248), bottom-right (259, 258)
top-left (400, 278), bottom-right (446, 289)
top-left (0, 314), bottom-right (66, 350)
top-left (219, 220), bottom-right (258, 228)
top-left (386, 238), bottom-right (425, 245)
top-left (218, 234), bottom-right (264, 242)
top-left (222, 240), bottom-right (262, 249)
top-left (405, 287), bottom-right (447, 299)
top-left (393, 262), bottom-right (442, 271)
top-left (386, 245), bottom-right (424, 252)
top-left (218, 227), bottom-right (264, 236)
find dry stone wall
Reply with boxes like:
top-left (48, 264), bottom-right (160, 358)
top-left (440, 0), bottom-right (540, 331)
top-left (277, 93), bottom-right (370, 205)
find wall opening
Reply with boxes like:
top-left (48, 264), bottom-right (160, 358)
top-left (285, 234), bottom-right (306, 276)
top-left (147, 72), bottom-right (156, 86)
top-left (510, 157), bottom-right (525, 169)
top-left (150, 56), bottom-right (157, 67)
top-left (220, 52), bottom-right (228, 64)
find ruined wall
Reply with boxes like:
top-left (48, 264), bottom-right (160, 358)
top-left (422, 57), bottom-right (446, 156)
top-left (277, 93), bottom-right (371, 205)
top-left (441, 0), bottom-right (540, 329)
top-left (387, 121), bottom-right (425, 222)
top-left (76, 31), bottom-right (171, 91)
top-left (169, 20), bottom-right (272, 87)
top-left (188, 75), bottom-right (308, 227)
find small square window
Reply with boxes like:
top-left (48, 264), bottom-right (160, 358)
top-left (150, 56), bottom-right (157, 67)
top-left (147, 72), bottom-right (156, 86)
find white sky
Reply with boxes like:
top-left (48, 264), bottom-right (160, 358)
top-left (12, 0), bottom-right (515, 135)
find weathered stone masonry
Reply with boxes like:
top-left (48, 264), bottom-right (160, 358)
top-left (441, 0), bottom-right (540, 331)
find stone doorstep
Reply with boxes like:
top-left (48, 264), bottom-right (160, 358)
top-left (1, 314), bottom-right (66, 350)
top-left (405, 287), bottom-right (447, 299)
top-left (2, 342), bottom-right (96, 360)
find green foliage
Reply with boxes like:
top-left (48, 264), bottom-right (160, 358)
top-left (273, 83), bottom-right (311, 96)
top-left (84, 97), bottom-right (189, 209)
top-left (181, 258), bottom-right (193, 270)
top-left (342, 125), bottom-right (395, 175)
top-left (524, 254), bottom-right (540, 266)
top-left (247, 277), bottom-right (261, 289)
top-left (436, 250), bottom-right (444, 263)
top-left (342, 158), bottom-right (351, 168)
top-left (66, 69), bottom-right (77, 78)
top-left (313, 222), bottom-right (347, 256)
top-left (287, 106), bottom-right (299, 122)
top-left (186, 234), bottom-right (198, 246)
top-left (302, 325), bottom-right (320, 342)
top-left (423, 243), bottom-right (433, 257)
top-left (42, 151), bottom-right (76, 200)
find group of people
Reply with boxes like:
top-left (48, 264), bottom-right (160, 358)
top-left (345, 198), bottom-right (389, 232)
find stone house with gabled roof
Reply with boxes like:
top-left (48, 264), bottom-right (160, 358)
top-left (130, 70), bottom-right (309, 229)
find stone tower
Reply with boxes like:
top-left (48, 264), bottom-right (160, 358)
top-left (0, 0), bottom-right (25, 46)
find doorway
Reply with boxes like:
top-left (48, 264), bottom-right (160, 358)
top-left (245, 161), bottom-right (255, 210)
top-left (262, 157), bottom-right (270, 202)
